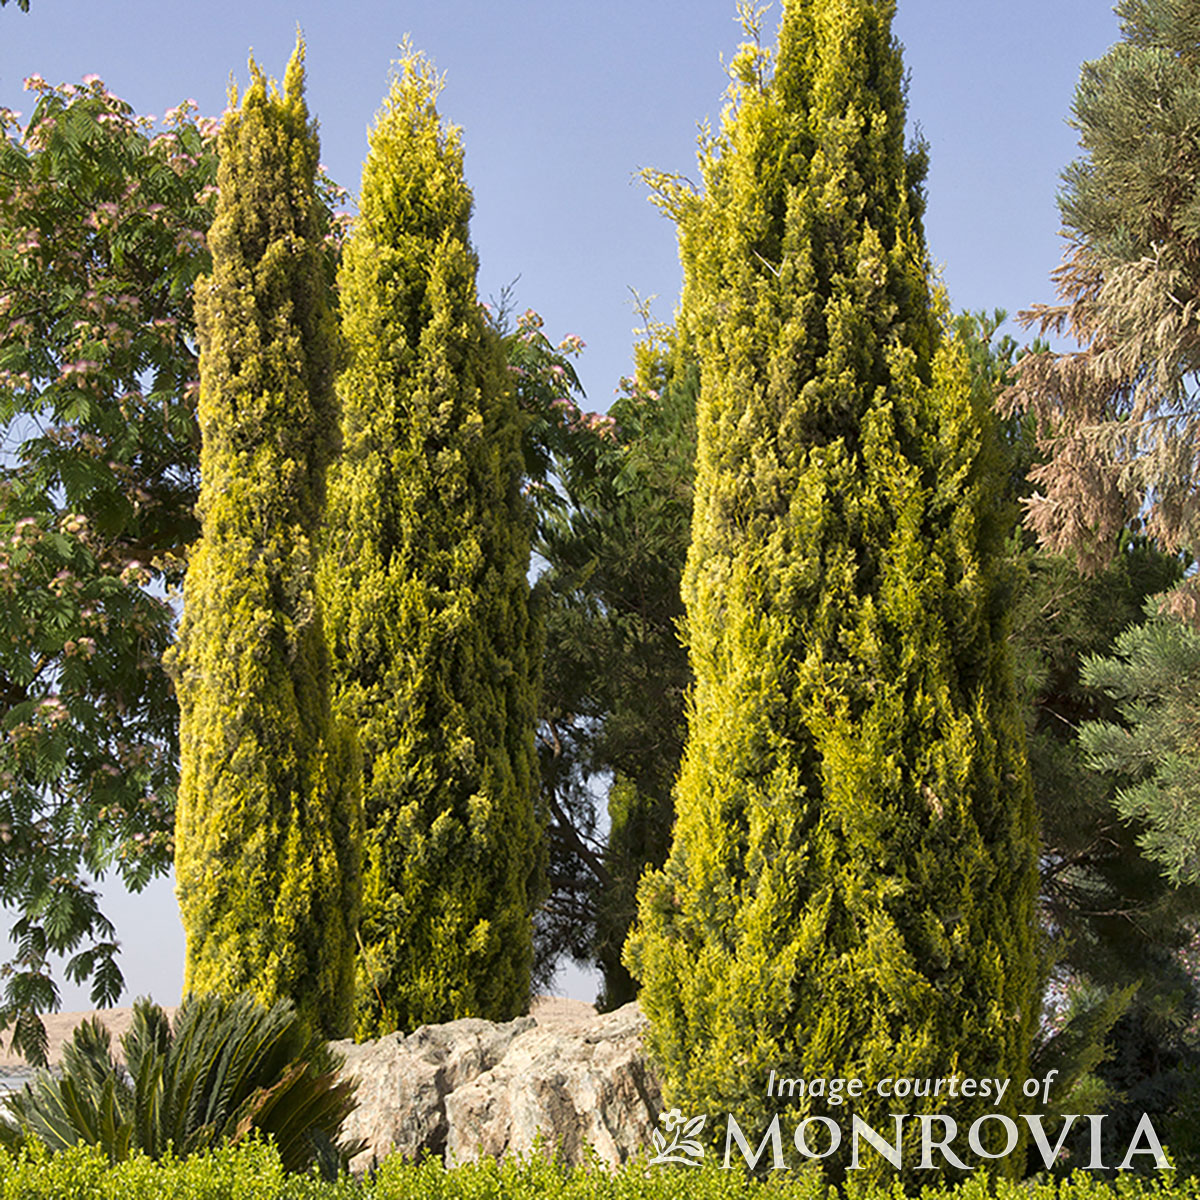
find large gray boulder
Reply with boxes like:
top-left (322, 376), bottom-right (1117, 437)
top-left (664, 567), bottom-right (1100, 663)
top-left (330, 1014), bottom-right (534, 1169)
top-left (332, 1001), bottom-right (661, 1171)
top-left (445, 1001), bottom-right (661, 1166)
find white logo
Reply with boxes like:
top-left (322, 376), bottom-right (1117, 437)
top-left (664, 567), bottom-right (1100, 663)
top-left (649, 1108), bottom-right (707, 1166)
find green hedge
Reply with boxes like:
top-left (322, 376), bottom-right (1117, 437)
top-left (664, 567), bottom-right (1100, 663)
top-left (0, 1141), bottom-right (1194, 1200)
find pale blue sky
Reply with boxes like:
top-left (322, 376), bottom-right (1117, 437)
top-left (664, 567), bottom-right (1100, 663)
top-left (0, 1), bottom-right (1123, 1009)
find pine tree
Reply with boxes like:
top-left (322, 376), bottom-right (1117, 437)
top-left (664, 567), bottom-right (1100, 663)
top-left (1011, 534), bottom-right (1199, 1149)
top-left (320, 48), bottom-right (540, 1036)
top-left (1081, 603), bottom-right (1200, 886)
top-left (1003, 0), bottom-right (1200, 620)
top-left (625, 0), bottom-right (1039, 1179)
top-left (169, 43), bottom-right (360, 1039)
top-left (979, 310), bottom-right (1200, 1169)
top-left (533, 333), bottom-right (697, 1010)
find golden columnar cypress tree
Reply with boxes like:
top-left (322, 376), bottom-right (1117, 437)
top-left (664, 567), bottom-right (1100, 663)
top-left (625, 0), bottom-right (1039, 1180)
top-left (320, 48), bottom-right (541, 1036)
top-left (169, 43), bottom-right (361, 1038)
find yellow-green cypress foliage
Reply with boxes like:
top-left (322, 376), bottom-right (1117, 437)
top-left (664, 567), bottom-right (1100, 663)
top-left (169, 44), bottom-right (361, 1039)
top-left (625, 0), bottom-right (1039, 1181)
top-left (320, 49), bottom-right (541, 1037)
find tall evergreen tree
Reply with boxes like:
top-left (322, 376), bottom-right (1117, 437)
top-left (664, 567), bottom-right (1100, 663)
top-left (625, 0), bottom-right (1039, 1179)
top-left (320, 48), bottom-right (540, 1036)
top-left (169, 43), bottom-right (360, 1039)
top-left (1081, 603), bottom-right (1200, 887)
top-left (531, 330), bottom-right (696, 1009)
top-left (1004, 0), bottom-right (1200, 620)
top-left (969, 313), bottom-right (1200, 1168)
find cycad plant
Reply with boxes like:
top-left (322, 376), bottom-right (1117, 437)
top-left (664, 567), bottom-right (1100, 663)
top-left (0, 993), bottom-right (359, 1176)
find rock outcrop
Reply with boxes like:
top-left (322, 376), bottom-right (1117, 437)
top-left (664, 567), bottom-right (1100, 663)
top-left (331, 1001), bottom-right (661, 1172)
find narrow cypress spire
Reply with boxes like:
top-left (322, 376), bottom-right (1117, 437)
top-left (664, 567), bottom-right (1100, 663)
top-left (170, 40), bottom-right (361, 1038)
top-left (626, 1), bottom-right (1039, 1180)
top-left (320, 46), bottom-right (542, 1036)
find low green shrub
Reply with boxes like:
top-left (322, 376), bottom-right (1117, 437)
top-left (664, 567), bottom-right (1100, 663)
top-left (0, 1140), bottom-right (1195, 1200)
top-left (0, 1140), bottom-right (289, 1200)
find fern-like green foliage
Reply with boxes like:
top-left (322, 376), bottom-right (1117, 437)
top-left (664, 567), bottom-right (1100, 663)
top-left (167, 40), bottom-right (361, 1037)
top-left (625, 0), bottom-right (1039, 1183)
top-left (0, 994), bottom-right (359, 1175)
top-left (320, 46), bottom-right (540, 1036)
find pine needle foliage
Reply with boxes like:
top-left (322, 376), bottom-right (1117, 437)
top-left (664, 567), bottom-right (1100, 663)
top-left (1002, 0), bottom-right (1200, 620)
top-left (320, 47), bottom-right (541, 1036)
top-left (1080, 602), bottom-right (1200, 887)
top-left (168, 42), bottom-right (361, 1038)
top-left (625, 0), bottom-right (1039, 1181)
top-left (532, 333), bottom-right (697, 1010)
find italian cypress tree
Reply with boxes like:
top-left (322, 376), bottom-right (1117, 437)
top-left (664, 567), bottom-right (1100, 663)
top-left (320, 48), bottom-right (541, 1036)
top-left (625, 0), bottom-right (1039, 1179)
top-left (169, 43), bottom-right (360, 1039)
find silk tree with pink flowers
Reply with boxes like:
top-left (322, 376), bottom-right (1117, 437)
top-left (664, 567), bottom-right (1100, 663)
top-left (0, 75), bottom-right (215, 1061)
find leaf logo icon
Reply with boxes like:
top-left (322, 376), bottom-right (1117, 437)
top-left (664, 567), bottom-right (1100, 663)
top-left (648, 1109), bottom-right (707, 1166)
